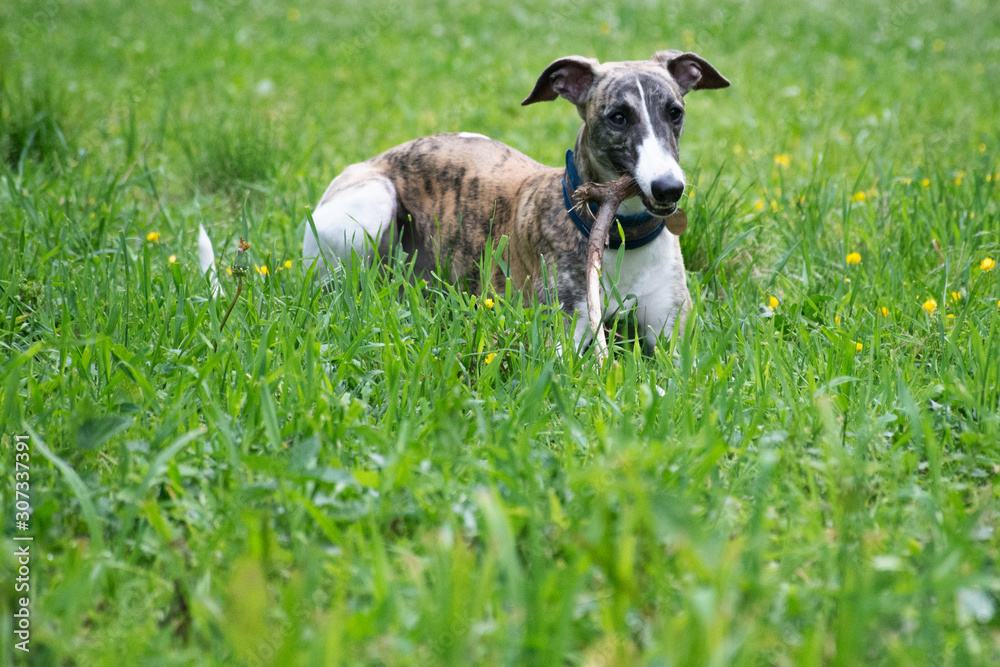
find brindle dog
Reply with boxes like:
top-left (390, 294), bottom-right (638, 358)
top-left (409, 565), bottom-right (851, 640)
top-left (303, 50), bottom-right (729, 351)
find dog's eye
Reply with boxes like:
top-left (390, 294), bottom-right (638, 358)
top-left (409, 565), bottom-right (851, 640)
top-left (668, 106), bottom-right (684, 123)
top-left (609, 112), bottom-right (627, 127)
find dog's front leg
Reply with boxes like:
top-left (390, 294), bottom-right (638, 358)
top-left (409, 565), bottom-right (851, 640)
top-left (571, 302), bottom-right (595, 352)
top-left (638, 297), bottom-right (689, 352)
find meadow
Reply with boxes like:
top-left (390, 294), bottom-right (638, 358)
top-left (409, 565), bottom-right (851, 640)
top-left (1, 0), bottom-right (999, 664)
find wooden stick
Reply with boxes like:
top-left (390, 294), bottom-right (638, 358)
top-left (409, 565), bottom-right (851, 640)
top-left (572, 175), bottom-right (642, 363)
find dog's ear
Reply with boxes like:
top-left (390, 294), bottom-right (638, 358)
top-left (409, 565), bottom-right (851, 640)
top-left (652, 50), bottom-right (730, 95)
top-left (522, 56), bottom-right (599, 106)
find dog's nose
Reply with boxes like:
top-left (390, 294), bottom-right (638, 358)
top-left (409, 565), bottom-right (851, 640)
top-left (650, 176), bottom-right (685, 204)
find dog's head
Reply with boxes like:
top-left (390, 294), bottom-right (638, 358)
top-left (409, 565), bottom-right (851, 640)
top-left (523, 51), bottom-right (729, 217)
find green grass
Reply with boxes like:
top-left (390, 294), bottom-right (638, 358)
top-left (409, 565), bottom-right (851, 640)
top-left (2, 0), bottom-right (1000, 664)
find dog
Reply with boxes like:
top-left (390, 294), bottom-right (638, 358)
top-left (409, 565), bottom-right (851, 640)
top-left (302, 50), bottom-right (729, 351)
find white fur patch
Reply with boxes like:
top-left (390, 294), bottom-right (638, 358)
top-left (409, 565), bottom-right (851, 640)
top-left (303, 167), bottom-right (397, 273)
top-left (457, 132), bottom-right (490, 140)
top-left (633, 79), bottom-right (685, 200)
top-left (570, 231), bottom-right (689, 352)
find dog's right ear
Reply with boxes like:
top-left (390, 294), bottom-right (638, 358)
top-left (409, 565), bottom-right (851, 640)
top-left (522, 56), bottom-right (599, 106)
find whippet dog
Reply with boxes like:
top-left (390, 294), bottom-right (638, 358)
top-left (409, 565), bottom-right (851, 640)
top-left (303, 50), bottom-right (730, 351)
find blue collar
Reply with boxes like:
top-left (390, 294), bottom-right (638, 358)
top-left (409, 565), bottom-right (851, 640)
top-left (561, 149), bottom-right (666, 250)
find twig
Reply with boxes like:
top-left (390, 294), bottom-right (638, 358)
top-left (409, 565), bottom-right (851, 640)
top-left (572, 176), bottom-right (642, 362)
top-left (219, 276), bottom-right (243, 335)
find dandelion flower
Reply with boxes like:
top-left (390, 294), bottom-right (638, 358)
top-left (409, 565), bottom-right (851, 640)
top-left (774, 154), bottom-right (791, 167)
top-left (981, 257), bottom-right (996, 272)
top-left (921, 178), bottom-right (931, 187)
top-left (855, 341), bottom-right (863, 353)
top-left (146, 232), bottom-right (160, 243)
top-left (946, 314), bottom-right (956, 319)
top-left (284, 259), bottom-right (293, 270)
top-left (483, 297), bottom-right (494, 309)
top-left (226, 267), bottom-right (233, 275)
top-left (256, 265), bottom-right (269, 276)
top-left (923, 298), bottom-right (937, 314)
top-left (846, 252), bottom-right (861, 265)
top-left (168, 255), bottom-right (177, 264)
top-left (880, 307), bottom-right (889, 317)
top-left (769, 295), bottom-right (779, 309)
top-left (485, 352), bottom-right (497, 364)
top-left (851, 191), bottom-right (867, 202)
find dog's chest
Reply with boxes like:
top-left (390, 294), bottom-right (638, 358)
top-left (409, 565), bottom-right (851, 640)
top-left (599, 230), bottom-right (688, 312)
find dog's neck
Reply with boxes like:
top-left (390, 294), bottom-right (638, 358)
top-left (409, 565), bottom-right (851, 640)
top-left (573, 126), bottom-right (647, 216)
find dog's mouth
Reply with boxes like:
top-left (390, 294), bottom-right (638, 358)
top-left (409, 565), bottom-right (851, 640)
top-left (638, 191), bottom-right (678, 218)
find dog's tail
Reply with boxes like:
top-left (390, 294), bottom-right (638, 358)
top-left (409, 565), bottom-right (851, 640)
top-left (198, 224), bottom-right (223, 297)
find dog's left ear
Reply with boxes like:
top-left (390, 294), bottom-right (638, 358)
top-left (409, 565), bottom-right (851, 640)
top-left (522, 56), bottom-right (600, 106)
top-left (652, 50), bottom-right (730, 95)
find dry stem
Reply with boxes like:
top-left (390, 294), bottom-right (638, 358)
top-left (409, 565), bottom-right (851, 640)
top-left (572, 176), bottom-right (642, 363)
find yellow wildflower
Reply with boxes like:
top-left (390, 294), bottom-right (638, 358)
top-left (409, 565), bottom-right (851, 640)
top-left (284, 259), bottom-right (293, 269)
top-left (168, 255), bottom-right (177, 264)
top-left (951, 291), bottom-right (962, 302)
top-left (485, 352), bottom-right (497, 364)
top-left (835, 314), bottom-right (841, 326)
top-left (846, 252), bottom-right (861, 265)
top-left (851, 191), bottom-right (866, 202)
top-left (769, 295), bottom-right (779, 309)
top-left (880, 307), bottom-right (889, 317)
top-left (981, 257), bottom-right (995, 272)
top-left (854, 341), bottom-right (863, 353)
top-left (979, 143), bottom-right (986, 153)
top-left (774, 154), bottom-right (791, 167)
top-left (483, 297), bottom-right (494, 309)
top-left (921, 178), bottom-right (931, 187)
top-left (257, 265), bottom-right (269, 276)
top-left (226, 267), bottom-right (233, 275)
top-left (901, 177), bottom-right (912, 185)
top-left (146, 232), bottom-right (160, 243)
top-left (753, 200), bottom-right (764, 212)
top-left (923, 298), bottom-right (937, 314)
top-left (947, 314), bottom-right (956, 319)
